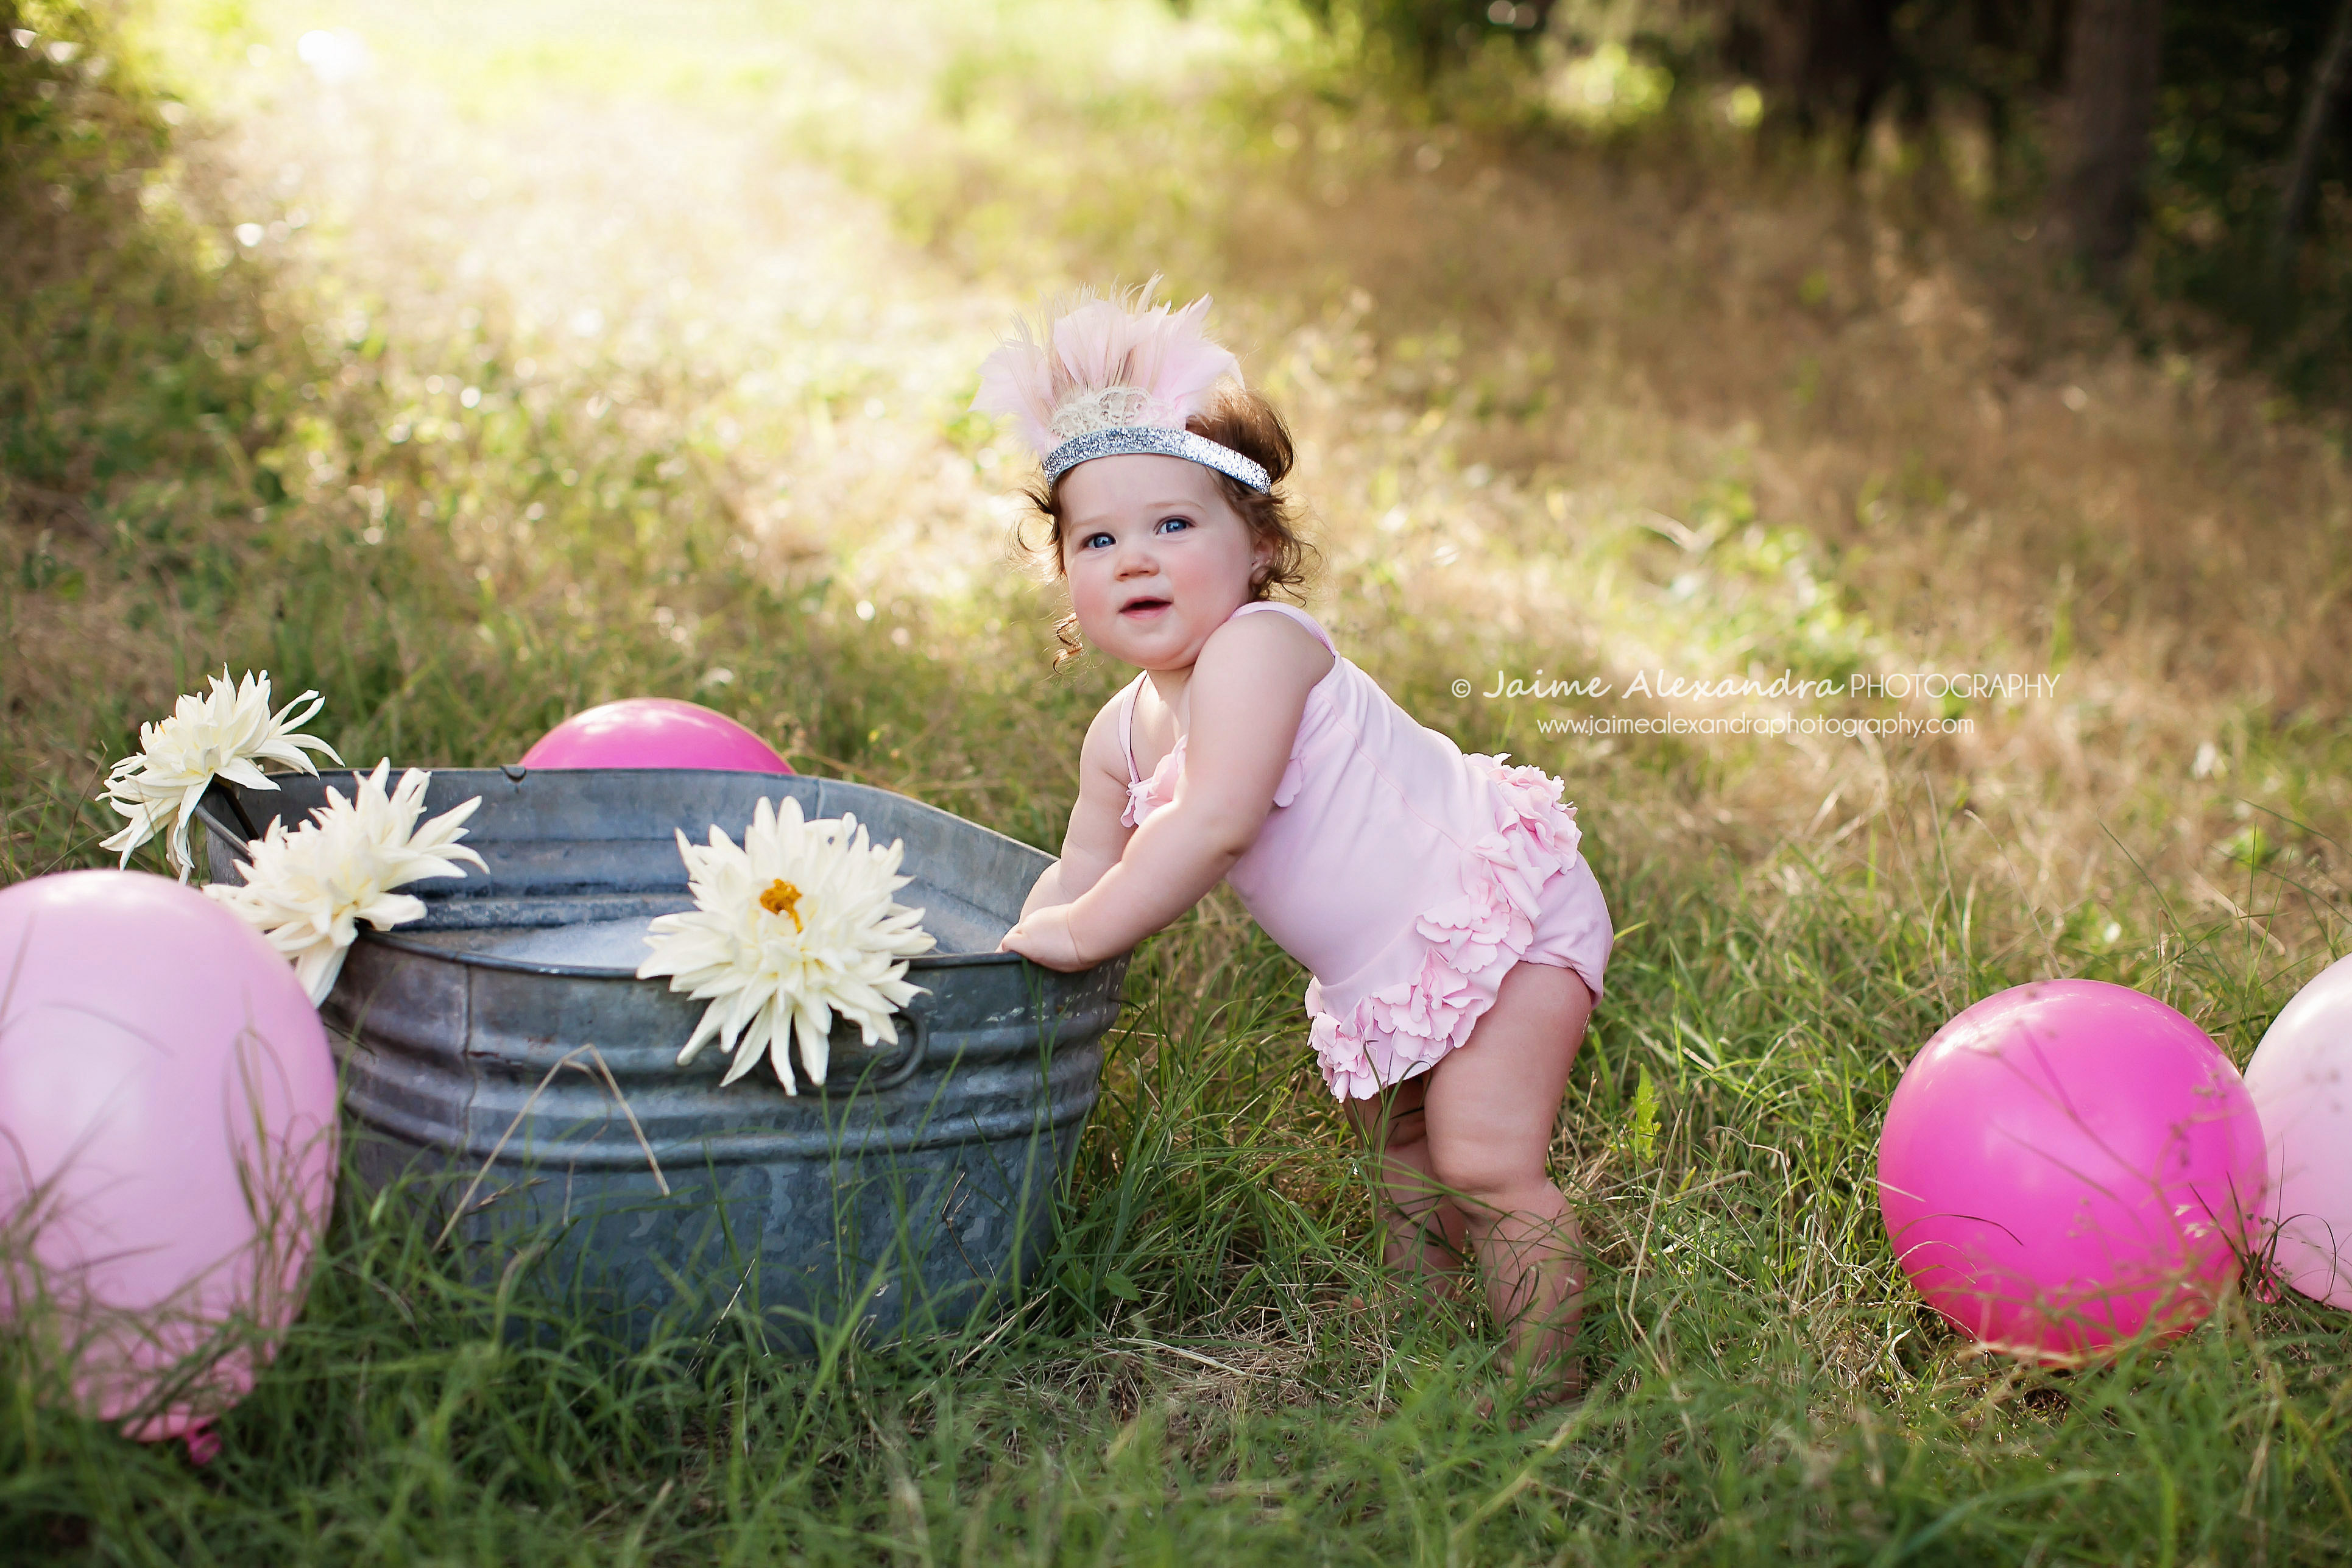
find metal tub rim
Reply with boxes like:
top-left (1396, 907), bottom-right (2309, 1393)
top-left (192, 765), bottom-right (1058, 977)
top-left (359, 927), bottom-right (1027, 980)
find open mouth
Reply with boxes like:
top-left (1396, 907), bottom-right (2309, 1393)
top-left (1119, 596), bottom-right (1171, 615)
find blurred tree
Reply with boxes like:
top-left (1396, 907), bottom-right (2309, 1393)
top-left (2272, 0), bottom-right (2352, 274)
top-left (1, 2), bottom-right (28, 135)
top-left (1296, 0), bottom-right (1556, 85)
top-left (1270, 0), bottom-right (2347, 390)
top-left (1721, 0), bottom-right (1897, 166)
top-left (2045, 0), bottom-right (2164, 280)
top-left (1941, 0), bottom-right (2072, 156)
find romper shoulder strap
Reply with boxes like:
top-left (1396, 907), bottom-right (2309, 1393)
top-left (1227, 599), bottom-right (1337, 654)
top-left (1117, 673), bottom-right (1148, 785)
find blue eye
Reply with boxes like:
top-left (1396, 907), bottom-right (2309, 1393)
top-left (1155, 515), bottom-right (1193, 535)
top-left (1079, 531), bottom-right (1115, 550)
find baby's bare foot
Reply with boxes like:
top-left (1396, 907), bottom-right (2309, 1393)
top-left (1379, 1270), bottom-right (1467, 1313)
top-left (1473, 1358), bottom-right (1586, 1425)
top-left (1527, 1357), bottom-right (1587, 1410)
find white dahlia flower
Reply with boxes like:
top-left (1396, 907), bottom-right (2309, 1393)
top-left (637, 796), bottom-right (934, 1093)
top-left (101, 668), bottom-right (343, 881)
top-left (205, 761), bottom-right (487, 1005)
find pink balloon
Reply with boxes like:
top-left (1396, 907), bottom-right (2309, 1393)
top-left (0, 870), bottom-right (337, 1439)
top-left (2245, 952), bottom-right (2352, 1307)
top-left (519, 697), bottom-right (793, 773)
top-left (1878, 980), bottom-right (2264, 1363)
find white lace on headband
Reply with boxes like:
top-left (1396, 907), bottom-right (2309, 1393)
top-left (970, 281), bottom-right (1272, 493)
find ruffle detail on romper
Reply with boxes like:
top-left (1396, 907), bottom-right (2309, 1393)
top-left (1305, 754), bottom-right (1583, 1101)
top-left (1121, 735), bottom-right (1305, 828)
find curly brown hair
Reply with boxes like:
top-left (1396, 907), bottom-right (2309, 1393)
top-left (1017, 384), bottom-right (1318, 669)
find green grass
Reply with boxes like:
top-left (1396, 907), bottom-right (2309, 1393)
top-left (7, 847), bottom-right (2350, 1564)
top-left (7, 1), bottom-right (2352, 1563)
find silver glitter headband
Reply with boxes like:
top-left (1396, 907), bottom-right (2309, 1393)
top-left (1042, 426), bottom-right (1271, 493)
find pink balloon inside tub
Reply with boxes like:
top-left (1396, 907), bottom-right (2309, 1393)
top-left (0, 870), bottom-right (339, 1440)
top-left (1878, 979), bottom-right (2264, 1364)
top-left (520, 697), bottom-right (793, 773)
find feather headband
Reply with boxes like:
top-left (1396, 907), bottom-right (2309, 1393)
top-left (970, 281), bottom-right (1271, 493)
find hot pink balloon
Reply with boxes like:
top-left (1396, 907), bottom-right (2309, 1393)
top-left (1879, 980), bottom-right (2264, 1363)
top-left (0, 870), bottom-right (337, 1439)
top-left (519, 697), bottom-right (793, 773)
top-left (2245, 952), bottom-right (2352, 1307)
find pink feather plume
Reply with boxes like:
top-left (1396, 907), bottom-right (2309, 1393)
top-left (972, 279), bottom-right (1242, 456)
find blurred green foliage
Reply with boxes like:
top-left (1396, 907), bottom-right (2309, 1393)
top-left (1287, 0), bottom-right (2352, 399)
top-left (1, 1), bottom-right (277, 506)
top-left (1293, 0), bottom-right (1556, 85)
top-left (2151, 0), bottom-right (2352, 394)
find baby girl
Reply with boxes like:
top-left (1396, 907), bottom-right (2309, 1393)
top-left (982, 287), bottom-right (1612, 1397)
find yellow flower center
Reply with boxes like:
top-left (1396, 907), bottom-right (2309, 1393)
top-left (759, 878), bottom-right (803, 931)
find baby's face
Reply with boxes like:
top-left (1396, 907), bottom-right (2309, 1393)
top-left (1058, 453), bottom-right (1266, 672)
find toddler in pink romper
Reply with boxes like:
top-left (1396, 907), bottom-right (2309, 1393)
top-left (1120, 601), bottom-right (1612, 1099)
top-left (980, 283), bottom-right (1601, 1393)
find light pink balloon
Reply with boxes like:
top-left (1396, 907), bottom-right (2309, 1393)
top-left (0, 870), bottom-right (337, 1439)
top-left (2245, 952), bottom-right (2352, 1308)
top-left (1879, 980), bottom-right (2264, 1363)
top-left (520, 697), bottom-right (793, 773)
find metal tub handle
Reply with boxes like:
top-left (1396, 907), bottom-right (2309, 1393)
top-left (846, 1009), bottom-right (928, 1094)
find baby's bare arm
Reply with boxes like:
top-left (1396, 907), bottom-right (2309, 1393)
top-left (1019, 698), bottom-right (1135, 919)
top-left (1005, 613), bottom-right (1332, 969)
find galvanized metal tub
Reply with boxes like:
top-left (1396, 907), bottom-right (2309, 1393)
top-left (194, 768), bottom-right (1124, 1351)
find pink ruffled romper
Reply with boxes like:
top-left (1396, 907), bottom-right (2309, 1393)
top-left (1119, 601), bottom-right (1612, 1101)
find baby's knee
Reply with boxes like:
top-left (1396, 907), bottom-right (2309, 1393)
top-left (1426, 1146), bottom-right (1544, 1209)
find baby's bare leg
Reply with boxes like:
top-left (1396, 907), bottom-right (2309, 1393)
top-left (1344, 1078), bottom-right (1469, 1301)
top-left (1422, 962), bottom-right (1594, 1394)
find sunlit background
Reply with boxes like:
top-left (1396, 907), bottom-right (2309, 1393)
top-left (12, 0), bottom-right (2348, 928)
top-left (7, 0), bottom-right (2352, 1557)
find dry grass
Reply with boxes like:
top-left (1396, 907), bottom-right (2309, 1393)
top-left (7, 2), bottom-right (2352, 1561)
top-left (1217, 127), bottom-right (2352, 916)
top-left (14, 2), bottom-right (2351, 930)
